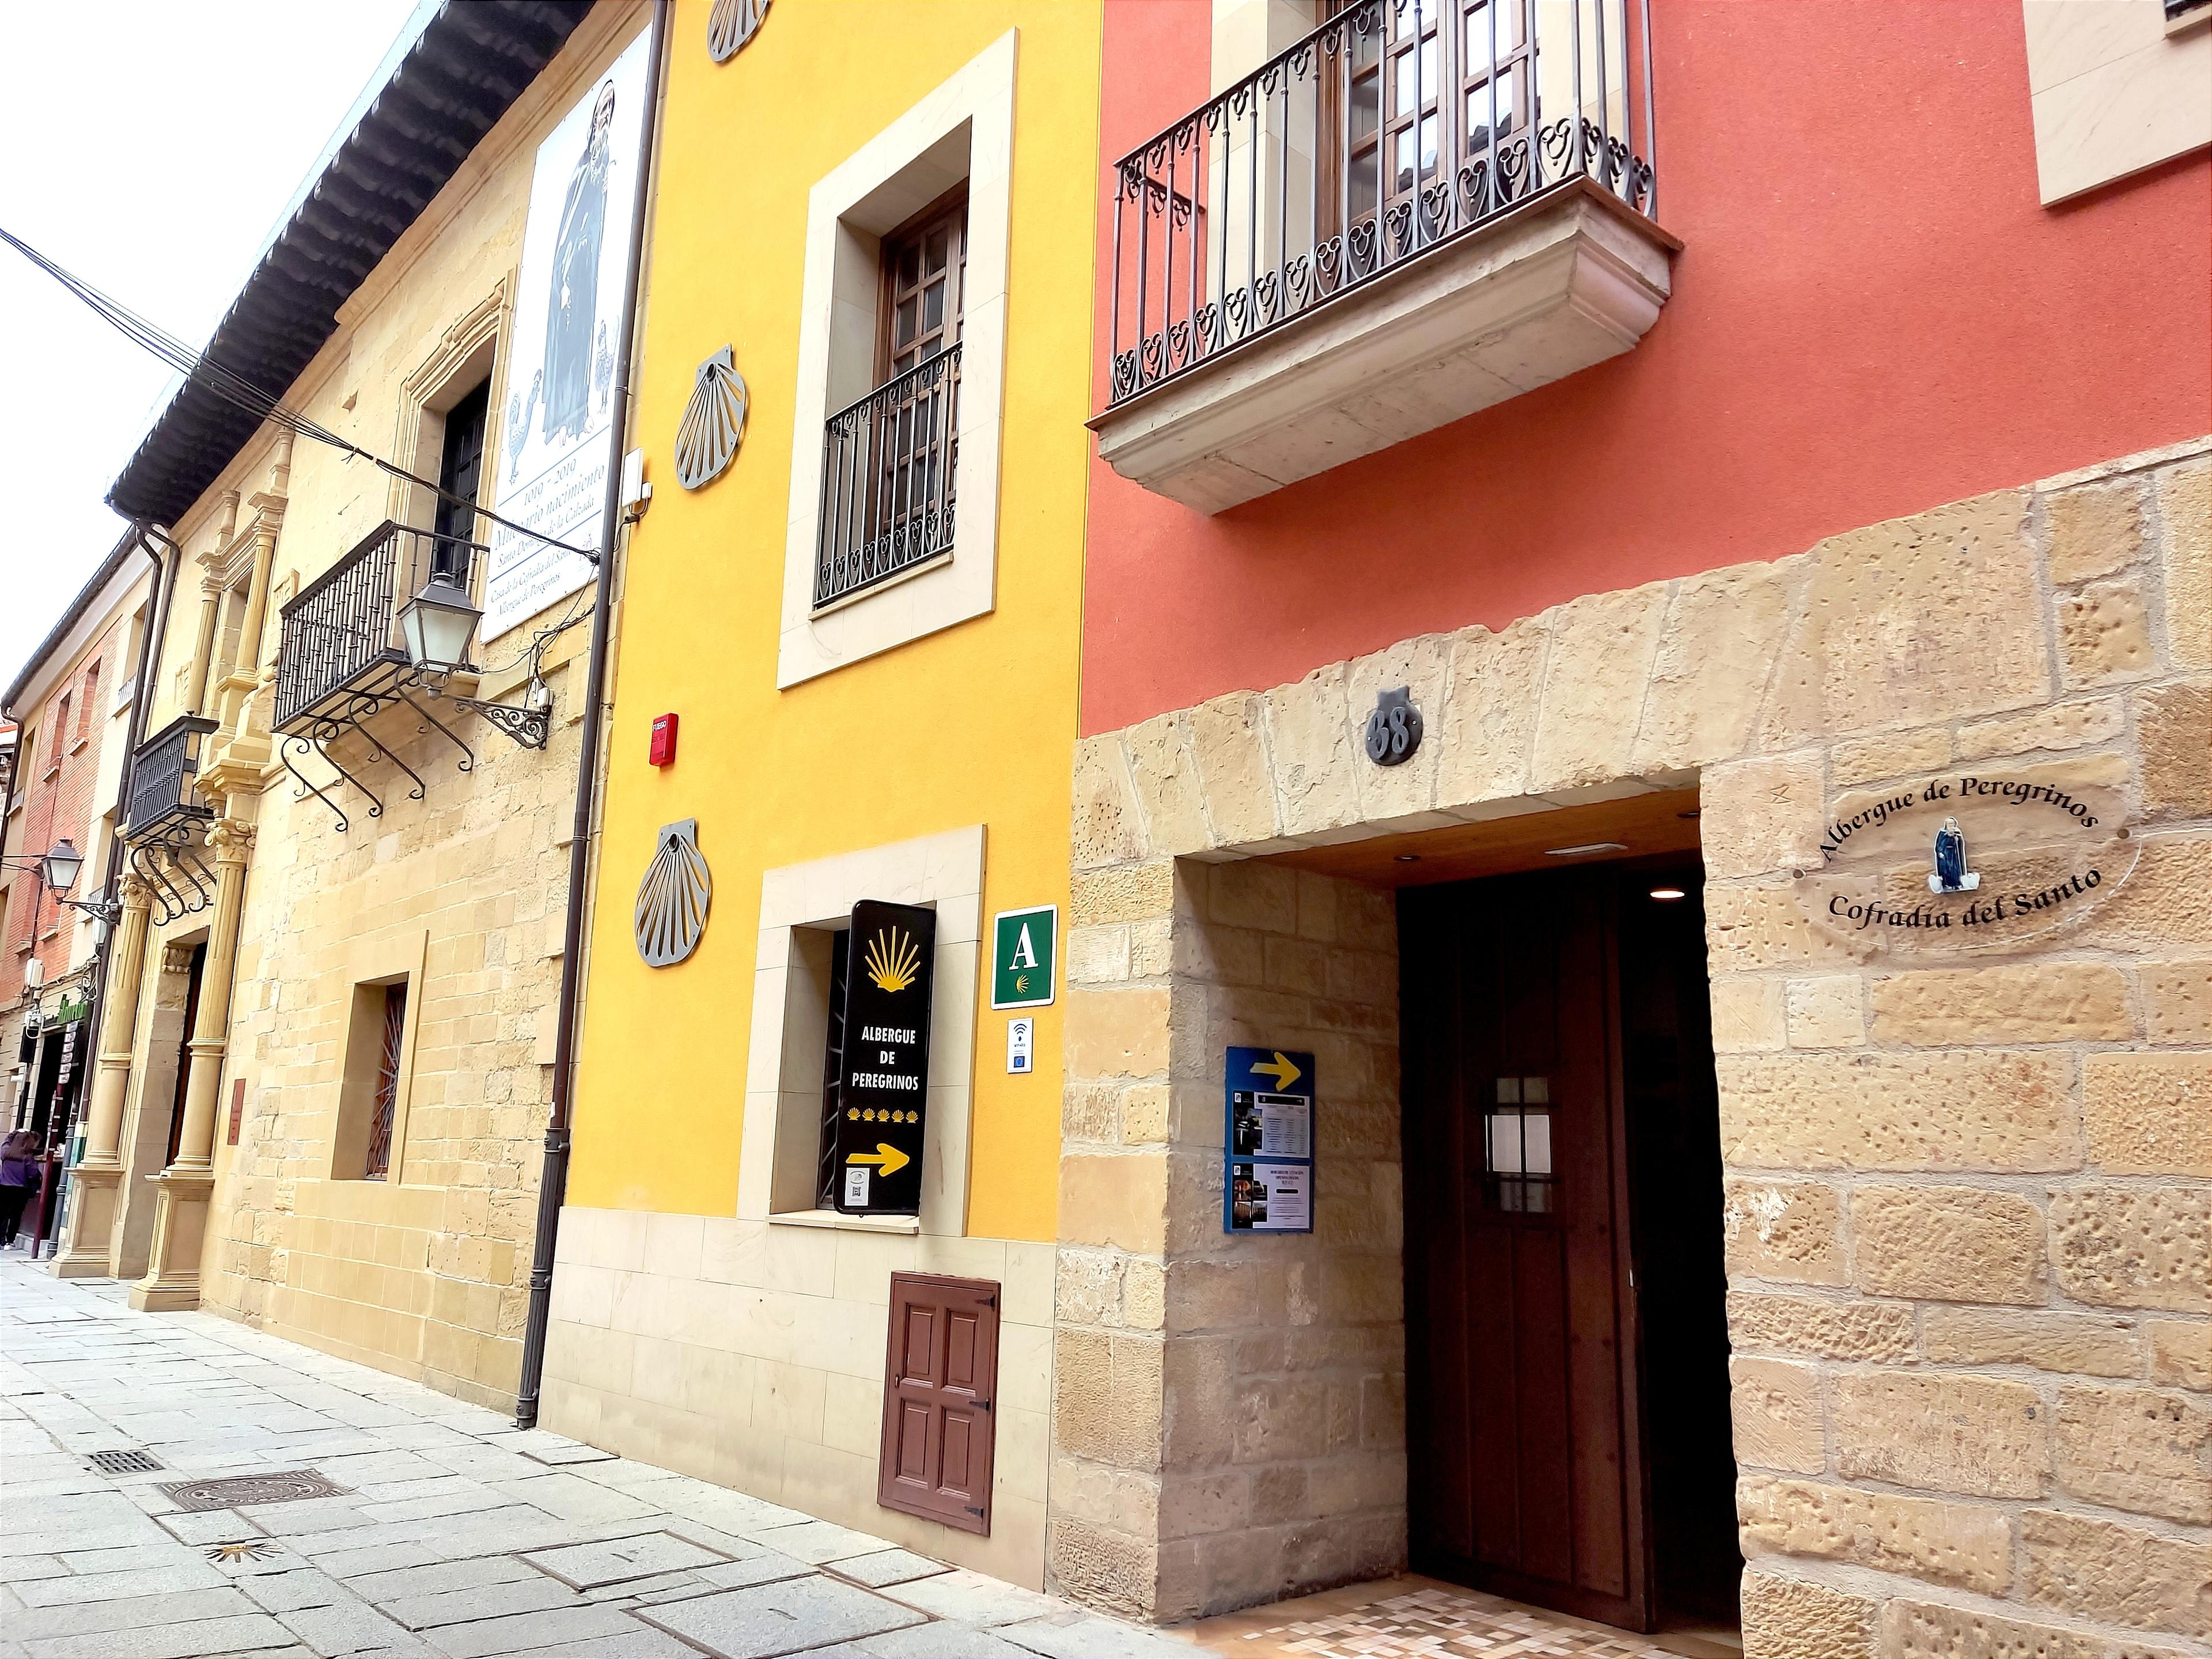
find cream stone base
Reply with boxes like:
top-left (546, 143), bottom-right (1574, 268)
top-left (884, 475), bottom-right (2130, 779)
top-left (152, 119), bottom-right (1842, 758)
top-left (130, 1170), bottom-right (215, 1312)
top-left (48, 1162), bottom-right (123, 1279)
top-left (543, 1205), bottom-right (1056, 1589)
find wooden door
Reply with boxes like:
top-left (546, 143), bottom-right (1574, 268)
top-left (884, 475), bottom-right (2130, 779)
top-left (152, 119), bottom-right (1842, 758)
top-left (1399, 867), bottom-right (1649, 1630)
top-left (879, 1272), bottom-right (998, 1536)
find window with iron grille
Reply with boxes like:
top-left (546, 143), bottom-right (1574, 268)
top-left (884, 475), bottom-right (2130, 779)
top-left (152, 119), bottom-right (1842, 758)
top-left (363, 984), bottom-right (407, 1180)
top-left (815, 193), bottom-right (967, 609)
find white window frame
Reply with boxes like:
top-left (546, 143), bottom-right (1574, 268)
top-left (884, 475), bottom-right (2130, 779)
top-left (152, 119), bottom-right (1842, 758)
top-left (778, 32), bottom-right (1017, 688)
top-left (739, 825), bottom-right (984, 1236)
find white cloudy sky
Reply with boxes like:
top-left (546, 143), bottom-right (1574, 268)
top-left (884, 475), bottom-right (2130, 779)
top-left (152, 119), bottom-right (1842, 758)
top-left (0, 0), bottom-right (422, 690)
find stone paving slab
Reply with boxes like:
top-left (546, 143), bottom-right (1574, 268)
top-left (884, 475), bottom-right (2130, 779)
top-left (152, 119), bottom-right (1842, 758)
top-left (640, 1577), bottom-right (927, 1658)
top-left (827, 1550), bottom-right (949, 1589)
top-left (1, 1262), bottom-right (1175, 1659)
top-left (522, 1533), bottom-right (732, 1589)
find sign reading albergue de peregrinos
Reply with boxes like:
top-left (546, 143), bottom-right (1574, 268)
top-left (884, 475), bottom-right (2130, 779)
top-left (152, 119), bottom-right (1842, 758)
top-left (1794, 768), bottom-right (2135, 952)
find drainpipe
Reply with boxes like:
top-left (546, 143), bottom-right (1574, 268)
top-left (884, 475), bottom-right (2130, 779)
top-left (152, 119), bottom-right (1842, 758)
top-left (37, 524), bottom-right (175, 1256)
top-left (516, 0), bottom-right (671, 1429)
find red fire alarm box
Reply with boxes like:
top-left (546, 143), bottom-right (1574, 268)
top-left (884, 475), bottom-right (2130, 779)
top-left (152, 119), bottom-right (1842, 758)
top-left (649, 712), bottom-right (679, 767)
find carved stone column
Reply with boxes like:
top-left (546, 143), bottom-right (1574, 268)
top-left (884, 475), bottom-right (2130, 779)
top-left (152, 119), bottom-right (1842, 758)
top-left (51, 876), bottom-right (153, 1279)
top-left (131, 819), bottom-right (253, 1312)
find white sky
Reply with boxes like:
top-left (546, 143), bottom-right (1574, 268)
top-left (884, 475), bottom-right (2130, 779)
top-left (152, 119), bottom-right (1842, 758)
top-left (0, 0), bottom-right (422, 691)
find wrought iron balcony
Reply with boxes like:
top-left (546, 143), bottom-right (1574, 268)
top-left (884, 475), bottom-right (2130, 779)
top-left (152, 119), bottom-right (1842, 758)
top-left (125, 715), bottom-right (218, 842)
top-left (815, 343), bottom-right (961, 608)
top-left (274, 521), bottom-right (476, 734)
top-left (1094, 0), bottom-right (1668, 511)
top-left (122, 714), bottom-right (219, 922)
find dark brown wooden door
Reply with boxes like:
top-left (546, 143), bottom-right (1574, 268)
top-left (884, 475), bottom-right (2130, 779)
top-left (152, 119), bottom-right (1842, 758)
top-left (1399, 867), bottom-right (1649, 1630)
top-left (879, 1272), bottom-right (998, 1536)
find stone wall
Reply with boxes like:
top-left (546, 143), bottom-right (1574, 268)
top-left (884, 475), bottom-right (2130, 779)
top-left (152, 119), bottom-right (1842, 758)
top-left (1050, 860), bottom-right (1407, 1622)
top-left (543, 1207), bottom-right (1058, 1588)
top-left (1053, 437), bottom-right (2211, 1652)
top-left (196, 650), bottom-right (590, 1409)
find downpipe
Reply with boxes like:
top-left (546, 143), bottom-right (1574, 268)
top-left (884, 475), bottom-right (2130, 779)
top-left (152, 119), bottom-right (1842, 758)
top-left (515, 0), bottom-right (671, 1430)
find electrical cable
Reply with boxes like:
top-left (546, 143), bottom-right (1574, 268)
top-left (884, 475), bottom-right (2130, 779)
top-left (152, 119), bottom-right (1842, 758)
top-left (0, 224), bottom-right (601, 564)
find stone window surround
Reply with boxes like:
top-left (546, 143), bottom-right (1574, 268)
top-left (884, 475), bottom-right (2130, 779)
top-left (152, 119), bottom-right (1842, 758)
top-left (323, 927), bottom-right (429, 1188)
top-left (2022, 0), bottom-right (2212, 204)
top-left (740, 824), bottom-right (984, 1238)
top-left (778, 31), bottom-right (1016, 689)
top-left (387, 279), bottom-right (513, 562)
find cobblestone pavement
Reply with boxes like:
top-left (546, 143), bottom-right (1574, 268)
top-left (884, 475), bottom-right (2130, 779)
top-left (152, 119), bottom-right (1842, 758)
top-left (0, 1262), bottom-right (1192, 1659)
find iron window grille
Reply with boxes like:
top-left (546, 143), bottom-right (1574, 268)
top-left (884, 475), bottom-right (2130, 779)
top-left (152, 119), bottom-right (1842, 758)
top-left (363, 983), bottom-right (407, 1180)
top-left (1103, 0), bottom-right (1657, 411)
top-left (815, 344), bottom-right (963, 608)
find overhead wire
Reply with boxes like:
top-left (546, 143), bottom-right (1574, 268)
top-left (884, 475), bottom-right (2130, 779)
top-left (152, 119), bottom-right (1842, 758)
top-left (0, 224), bottom-right (601, 564)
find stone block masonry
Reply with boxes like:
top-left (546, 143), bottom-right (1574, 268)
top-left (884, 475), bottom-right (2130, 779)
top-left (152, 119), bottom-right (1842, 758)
top-left (1052, 437), bottom-right (2212, 1655)
top-left (1052, 860), bottom-right (1406, 1624)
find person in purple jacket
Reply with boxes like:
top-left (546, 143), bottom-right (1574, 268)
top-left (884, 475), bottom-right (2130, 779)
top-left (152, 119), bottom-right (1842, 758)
top-left (0, 1129), bottom-right (43, 1248)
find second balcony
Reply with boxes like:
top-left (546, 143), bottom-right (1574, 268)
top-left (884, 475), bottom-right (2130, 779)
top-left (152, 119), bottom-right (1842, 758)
top-left (1091, 0), bottom-right (1675, 513)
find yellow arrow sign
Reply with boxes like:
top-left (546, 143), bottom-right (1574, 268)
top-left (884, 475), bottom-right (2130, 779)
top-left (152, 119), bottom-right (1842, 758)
top-left (847, 1142), bottom-right (911, 1177)
top-left (1253, 1051), bottom-right (1302, 1090)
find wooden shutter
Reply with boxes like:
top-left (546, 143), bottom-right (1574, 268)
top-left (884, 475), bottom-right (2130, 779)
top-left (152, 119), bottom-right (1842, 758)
top-left (878, 1272), bottom-right (998, 1535)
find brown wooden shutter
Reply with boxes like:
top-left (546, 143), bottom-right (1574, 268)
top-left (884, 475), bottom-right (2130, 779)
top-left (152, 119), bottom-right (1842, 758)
top-left (878, 1272), bottom-right (998, 1535)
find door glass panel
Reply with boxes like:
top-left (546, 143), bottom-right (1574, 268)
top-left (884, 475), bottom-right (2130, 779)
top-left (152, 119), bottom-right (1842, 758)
top-left (1465, 2), bottom-right (1495, 73)
top-left (1394, 36), bottom-right (1437, 114)
top-left (1486, 1075), bottom-right (1555, 1213)
top-left (1467, 74), bottom-right (1517, 151)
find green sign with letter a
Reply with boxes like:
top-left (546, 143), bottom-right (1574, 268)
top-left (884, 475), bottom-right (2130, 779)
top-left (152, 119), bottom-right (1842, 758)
top-left (990, 905), bottom-right (1057, 1010)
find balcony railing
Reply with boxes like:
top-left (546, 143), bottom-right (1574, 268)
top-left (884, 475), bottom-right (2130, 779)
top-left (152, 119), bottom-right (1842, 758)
top-left (815, 343), bottom-right (961, 608)
top-left (1104, 0), bottom-right (1656, 410)
top-left (124, 715), bottom-right (218, 841)
top-left (274, 522), bottom-right (476, 732)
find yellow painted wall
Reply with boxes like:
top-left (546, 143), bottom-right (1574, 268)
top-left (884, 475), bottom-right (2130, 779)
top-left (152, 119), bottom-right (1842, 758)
top-left (569, 1), bottom-right (1103, 1244)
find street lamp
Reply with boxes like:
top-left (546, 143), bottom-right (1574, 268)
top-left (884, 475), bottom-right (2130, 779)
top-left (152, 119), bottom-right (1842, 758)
top-left (399, 571), bottom-right (554, 752)
top-left (397, 575), bottom-right (482, 684)
top-left (2, 839), bottom-right (84, 892)
top-left (38, 839), bottom-right (84, 893)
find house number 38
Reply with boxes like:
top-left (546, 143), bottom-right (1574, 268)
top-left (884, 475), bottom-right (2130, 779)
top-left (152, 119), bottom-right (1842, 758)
top-left (1363, 687), bottom-right (1423, 767)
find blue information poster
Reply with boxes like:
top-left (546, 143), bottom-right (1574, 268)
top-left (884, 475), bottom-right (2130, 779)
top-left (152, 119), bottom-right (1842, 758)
top-left (1224, 1046), bottom-right (1316, 1234)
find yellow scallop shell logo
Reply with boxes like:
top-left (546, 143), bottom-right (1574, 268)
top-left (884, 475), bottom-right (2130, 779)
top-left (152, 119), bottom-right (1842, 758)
top-left (862, 926), bottom-right (921, 994)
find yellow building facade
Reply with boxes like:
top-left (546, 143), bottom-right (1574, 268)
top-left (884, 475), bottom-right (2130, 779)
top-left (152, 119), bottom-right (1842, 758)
top-left (62, 1), bottom-right (654, 1411)
top-left (544, 0), bottom-right (1103, 1590)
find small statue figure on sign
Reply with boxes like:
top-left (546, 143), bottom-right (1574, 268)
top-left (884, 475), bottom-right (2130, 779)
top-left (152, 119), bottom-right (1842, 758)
top-left (1930, 815), bottom-right (1980, 894)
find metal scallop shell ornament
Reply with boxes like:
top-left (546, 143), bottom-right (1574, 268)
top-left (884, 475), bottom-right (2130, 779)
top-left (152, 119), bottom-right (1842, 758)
top-left (673, 346), bottom-right (747, 491)
top-left (635, 819), bottom-right (712, 967)
top-left (707, 0), bottom-right (769, 63)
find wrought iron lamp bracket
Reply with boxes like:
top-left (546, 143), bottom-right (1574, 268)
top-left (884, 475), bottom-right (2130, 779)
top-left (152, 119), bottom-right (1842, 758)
top-left (127, 820), bottom-right (218, 924)
top-left (450, 695), bottom-right (551, 751)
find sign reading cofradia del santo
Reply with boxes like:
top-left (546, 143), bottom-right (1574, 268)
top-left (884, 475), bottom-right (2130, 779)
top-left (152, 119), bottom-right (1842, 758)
top-left (1793, 769), bottom-right (2135, 955)
top-left (833, 900), bottom-right (936, 1215)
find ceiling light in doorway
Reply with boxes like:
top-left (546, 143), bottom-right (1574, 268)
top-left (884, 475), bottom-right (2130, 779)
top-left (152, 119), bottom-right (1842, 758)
top-left (1544, 841), bottom-right (1627, 858)
top-left (1649, 887), bottom-right (1687, 901)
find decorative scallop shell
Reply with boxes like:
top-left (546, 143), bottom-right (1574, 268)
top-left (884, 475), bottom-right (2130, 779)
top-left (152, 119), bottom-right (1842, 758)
top-left (707, 0), bottom-right (769, 63)
top-left (673, 346), bottom-right (747, 491)
top-left (635, 819), bottom-right (712, 968)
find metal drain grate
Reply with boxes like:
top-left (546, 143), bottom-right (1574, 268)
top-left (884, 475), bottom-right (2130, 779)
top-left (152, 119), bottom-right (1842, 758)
top-left (88, 1449), bottom-right (163, 1474)
top-left (158, 1470), bottom-right (346, 1512)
